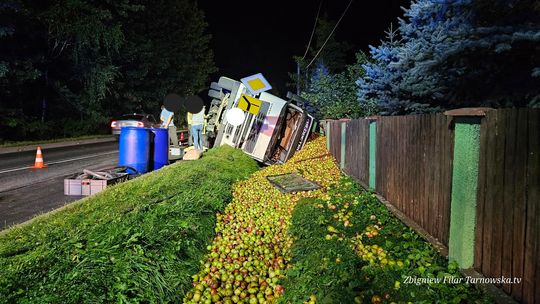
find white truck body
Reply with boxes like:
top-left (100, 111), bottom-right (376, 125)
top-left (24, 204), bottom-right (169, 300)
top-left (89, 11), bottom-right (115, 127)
top-left (207, 76), bottom-right (314, 164)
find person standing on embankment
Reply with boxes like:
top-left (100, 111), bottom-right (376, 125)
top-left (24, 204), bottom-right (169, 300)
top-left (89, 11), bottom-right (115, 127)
top-left (160, 105), bottom-right (179, 147)
top-left (190, 106), bottom-right (206, 151)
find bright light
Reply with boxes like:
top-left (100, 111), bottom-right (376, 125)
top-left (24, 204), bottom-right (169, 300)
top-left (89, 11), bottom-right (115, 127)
top-left (225, 107), bottom-right (245, 126)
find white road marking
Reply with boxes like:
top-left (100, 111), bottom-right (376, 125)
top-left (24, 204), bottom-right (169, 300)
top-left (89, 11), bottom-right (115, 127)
top-left (0, 151), bottom-right (118, 174)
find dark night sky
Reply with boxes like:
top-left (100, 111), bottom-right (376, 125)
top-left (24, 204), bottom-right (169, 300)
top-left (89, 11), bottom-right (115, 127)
top-left (198, 0), bottom-right (411, 94)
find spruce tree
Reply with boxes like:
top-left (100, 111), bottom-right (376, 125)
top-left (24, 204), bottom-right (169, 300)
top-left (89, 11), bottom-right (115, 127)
top-left (359, 0), bottom-right (540, 114)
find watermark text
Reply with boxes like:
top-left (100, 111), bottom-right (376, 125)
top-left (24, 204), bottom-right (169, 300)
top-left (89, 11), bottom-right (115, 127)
top-left (403, 275), bottom-right (522, 286)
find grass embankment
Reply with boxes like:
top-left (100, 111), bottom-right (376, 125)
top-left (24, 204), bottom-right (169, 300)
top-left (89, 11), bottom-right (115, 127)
top-left (280, 179), bottom-right (491, 304)
top-left (0, 146), bottom-right (258, 303)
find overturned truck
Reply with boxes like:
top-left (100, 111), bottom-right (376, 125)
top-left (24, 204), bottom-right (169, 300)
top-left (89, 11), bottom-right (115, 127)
top-left (205, 76), bottom-right (315, 165)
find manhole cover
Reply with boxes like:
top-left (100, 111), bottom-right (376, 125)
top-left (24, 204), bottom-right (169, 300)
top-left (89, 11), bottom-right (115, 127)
top-left (266, 173), bottom-right (321, 193)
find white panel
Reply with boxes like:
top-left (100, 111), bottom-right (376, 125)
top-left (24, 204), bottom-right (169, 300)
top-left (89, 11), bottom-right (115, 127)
top-left (241, 92), bottom-right (287, 161)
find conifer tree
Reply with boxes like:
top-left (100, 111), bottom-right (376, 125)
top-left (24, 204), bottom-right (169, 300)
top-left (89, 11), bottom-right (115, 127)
top-left (359, 0), bottom-right (540, 114)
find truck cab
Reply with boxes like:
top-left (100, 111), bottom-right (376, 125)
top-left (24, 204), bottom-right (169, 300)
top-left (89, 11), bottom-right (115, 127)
top-left (206, 76), bottom-right (314, 165)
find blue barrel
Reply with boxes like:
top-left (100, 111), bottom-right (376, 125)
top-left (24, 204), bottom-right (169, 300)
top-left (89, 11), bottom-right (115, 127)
top-left (151, 128), bottom-right (168, 170)
top-left (119, 127), bottom-right (151, 174)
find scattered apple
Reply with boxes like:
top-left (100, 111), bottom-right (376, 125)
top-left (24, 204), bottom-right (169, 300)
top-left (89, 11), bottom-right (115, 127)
top-left (183, 138), bottom-right (341, 303)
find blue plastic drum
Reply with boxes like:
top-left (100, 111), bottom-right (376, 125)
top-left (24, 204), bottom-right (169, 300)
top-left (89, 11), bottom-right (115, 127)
top-left (151, 128), bottom-right (168, 170)
top-left (119, 127), bottom-right (151, 174)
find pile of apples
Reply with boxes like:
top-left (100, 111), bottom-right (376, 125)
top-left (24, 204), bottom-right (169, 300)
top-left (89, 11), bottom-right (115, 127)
top-left (350, 221), bottom-right (404, 268)
top-left (183, 137), bottom-right (341, 304)
top-left (315, 186), bottom-right (403, 269)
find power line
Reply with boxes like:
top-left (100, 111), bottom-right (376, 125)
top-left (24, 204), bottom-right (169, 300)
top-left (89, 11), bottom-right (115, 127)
top-left (298, 0), bottom-right (323, 94)
top-left (302, 0), bottom-right (323, 60)
top-left (306, 0), bottom-right (354, 69)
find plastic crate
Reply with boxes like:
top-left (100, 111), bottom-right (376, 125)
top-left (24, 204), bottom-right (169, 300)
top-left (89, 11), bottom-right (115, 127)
top-left (64, 173), bottom-right (128, 196)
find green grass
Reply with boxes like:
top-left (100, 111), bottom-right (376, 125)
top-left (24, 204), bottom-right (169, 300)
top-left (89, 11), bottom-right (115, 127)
top-left (0, 146), bottom-right (258, 303)
top-left (279, 176), bottom-right (491, 304)
top-left (0, 134), bottom-right (113, 148)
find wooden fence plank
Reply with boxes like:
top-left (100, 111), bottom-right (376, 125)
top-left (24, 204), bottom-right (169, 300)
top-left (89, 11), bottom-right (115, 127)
top-left (429, 114), bottom-right (438, 242)
top-left (434, 115), bottom-right (443, 241)
top-left (403, 117), bottom-right (409, 218)
top-left (533, 110), bottom-right (540, 304)
top-left (408, 116), bottom-right (414, 222)
top-left (482, 111), bottom-right (497, 277)
top-left (474, 115), bottom-right (488, 271)
top-left (426, 115), bottom-right (435, 243)
top-left (491, 110), bottom-right (506, 285)
top-left (441, 115), bottom-right (448, 245)
top-left (418, 115), bottom-right (424, 231)
top-left (414, 117), bottom-right (421, 226)
top-left (343, 121), bottom-right (350, 175)
top-left (444, 115), bottom-right (454, 245)
top-left (420, 115), bottom-right (428, 229)
top-left (376, 118), bottom-right (384, 196)
top-left (502, 109), bottom-right (517, 294)
top-left (402, 116), bottom-right (408, 219)
top-left (511, 108), bottom-right (529, 302)
top-left (439, 115), bottom-right (449, 244)
top-left (388, 117), bottom-right (394, 203)
top-left (523, 109), bottom-right (539, 304)
top-left (350, 120), bottom-right (357, 181)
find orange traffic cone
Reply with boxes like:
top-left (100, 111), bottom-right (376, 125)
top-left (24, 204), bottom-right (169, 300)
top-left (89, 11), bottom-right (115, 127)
top-left (31, 146), bottom-right (48, 168)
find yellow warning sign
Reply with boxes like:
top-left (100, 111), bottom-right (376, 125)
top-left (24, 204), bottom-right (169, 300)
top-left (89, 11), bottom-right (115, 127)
top-left (238, 94), bottom-right (262, 115)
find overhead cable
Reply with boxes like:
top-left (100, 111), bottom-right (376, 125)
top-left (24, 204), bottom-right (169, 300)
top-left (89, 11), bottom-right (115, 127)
top-left (302, 0), bottom-right (324, 60)
top-left (306, 0), bottom-right (354, 69)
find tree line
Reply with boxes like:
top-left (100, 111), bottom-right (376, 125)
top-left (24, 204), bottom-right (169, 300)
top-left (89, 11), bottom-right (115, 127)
top-left (0, 0), bottom-right (215, 141)
top-left (298, 0), bottom-right (540, 120)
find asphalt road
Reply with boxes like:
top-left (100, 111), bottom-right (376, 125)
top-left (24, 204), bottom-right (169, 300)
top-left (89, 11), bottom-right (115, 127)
top-left (0, 142), bottom-right (118, 230)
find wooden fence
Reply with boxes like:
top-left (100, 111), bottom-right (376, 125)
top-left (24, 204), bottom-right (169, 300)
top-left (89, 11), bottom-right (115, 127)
top-left (325, 108), bottom-right (540, 304)
top-left (344, 119), bottom-right (370, 187)
top-left (474, 109), bottom-right (539, 303)
top-left (376, 114), bottom-right (454, 246)
top-left (328, 121), bottom-right (342, 166)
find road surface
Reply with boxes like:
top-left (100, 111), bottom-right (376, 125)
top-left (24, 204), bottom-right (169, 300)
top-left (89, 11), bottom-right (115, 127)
top-left (0, 142), bottom-right (118, 230)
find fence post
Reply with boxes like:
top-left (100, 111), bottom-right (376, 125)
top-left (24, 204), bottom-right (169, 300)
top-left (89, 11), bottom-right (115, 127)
top-left (340, 121), bottom-right (346, 169)
top-left (326, 121), bottom-right (331, 151)
top-left (368, 118), bottom-right (377, 190)
top-left (445, 108), bottom-right (491, 269)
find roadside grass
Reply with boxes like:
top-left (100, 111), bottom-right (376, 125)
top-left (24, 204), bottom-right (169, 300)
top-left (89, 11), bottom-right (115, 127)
top-left (0, 145), bottom-right (258, 303)
top-left (279, 176), bottom-right (492, 304)
top-left (0, 134), bottom-right (113, 148)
